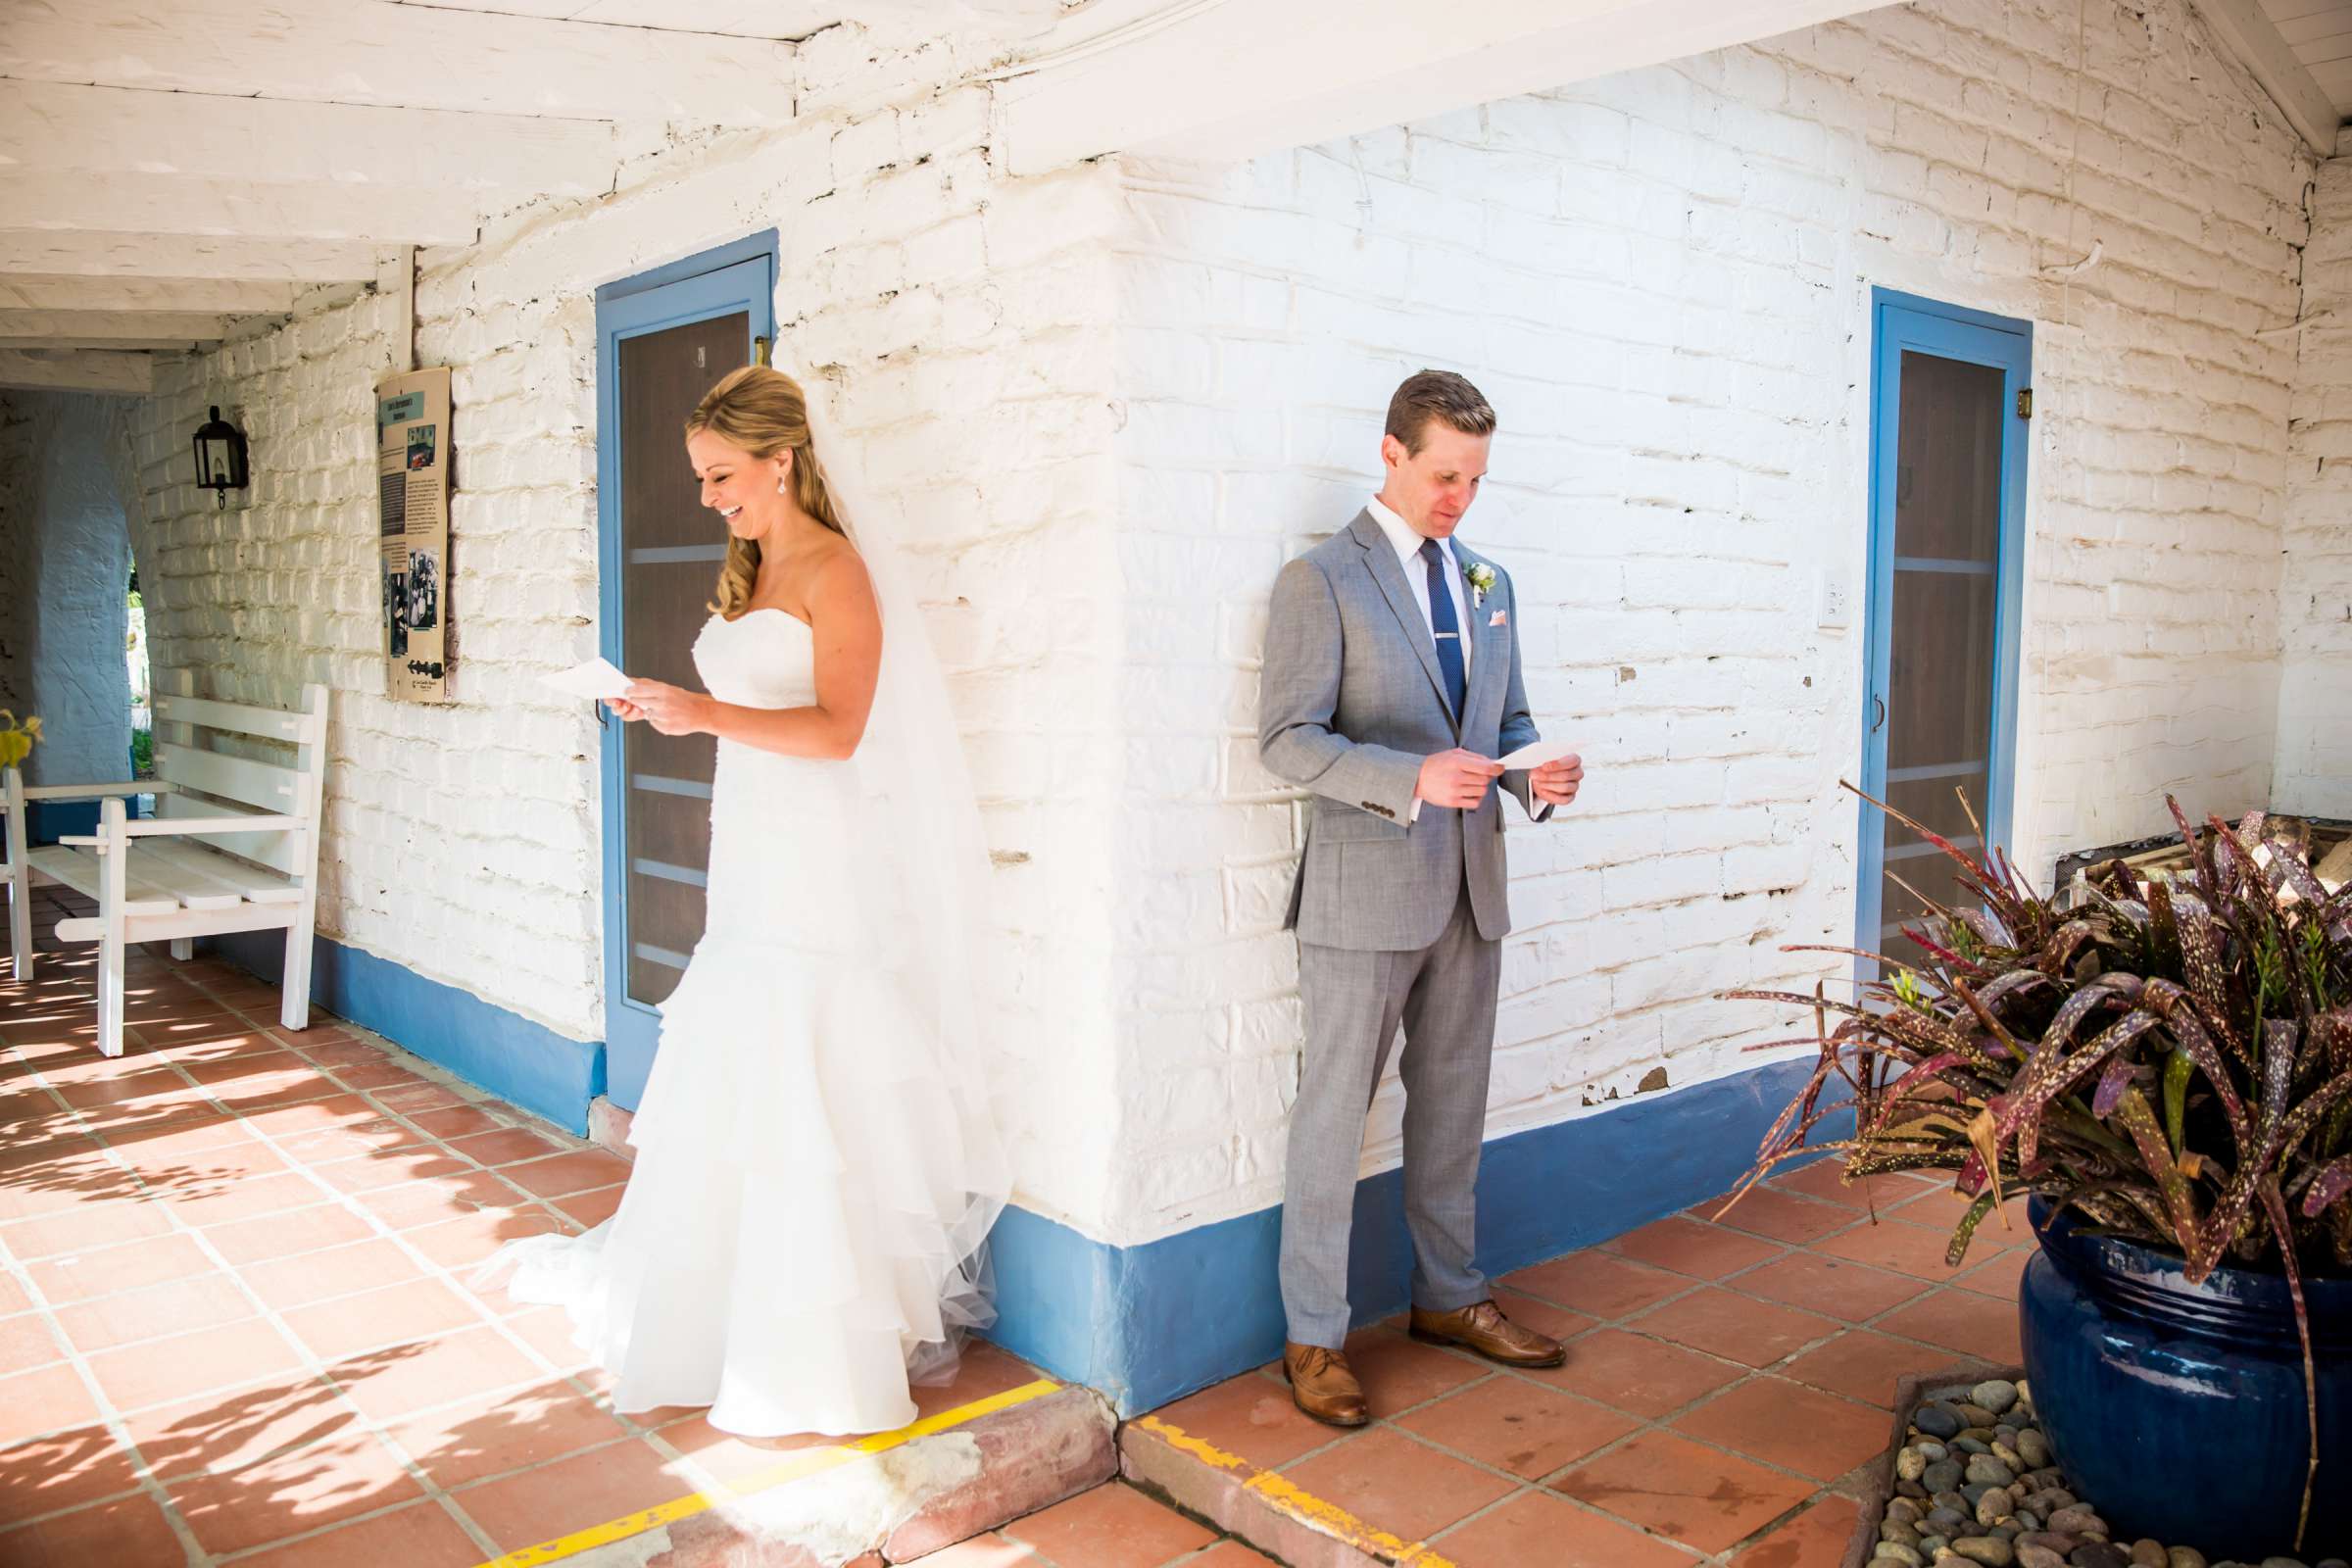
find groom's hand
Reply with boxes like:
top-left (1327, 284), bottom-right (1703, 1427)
top-left (1417, 749), bottom-right (1505, 810)
top-left (1532, 755), bottom-right (1584, 807)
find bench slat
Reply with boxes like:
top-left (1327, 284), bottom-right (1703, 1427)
top-left (154, 793), bottom-right (302, 878)
top-left (156, 744), bottom-right (301, 815)
top-left (111, 844), bottom-right (250, 909)
top-left (139, 840), bottom-right (301, 906)
top-left (153, 693), bottom-right (311, 744)
top-left (26, 846), bottom-right (181, 916)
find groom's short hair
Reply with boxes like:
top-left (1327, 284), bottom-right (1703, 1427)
top-left (1386, 370), bottom-right (1495, 455)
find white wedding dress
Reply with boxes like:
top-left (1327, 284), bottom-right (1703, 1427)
top-left (493, 608), bottom-right (1008, 1438)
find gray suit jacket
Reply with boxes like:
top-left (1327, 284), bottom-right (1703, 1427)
top-left (1259, 511), bottom-right (1550, 952)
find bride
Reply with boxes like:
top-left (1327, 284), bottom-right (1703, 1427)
top-left (490, 365), bottom-right (1009, 1438)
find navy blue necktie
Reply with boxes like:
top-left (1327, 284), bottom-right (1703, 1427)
top-left (1419, 538), bottom-right (1467, 718)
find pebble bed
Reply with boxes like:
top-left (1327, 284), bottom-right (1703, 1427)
top-left (1875, 1377), bottom-right (2344, 1568)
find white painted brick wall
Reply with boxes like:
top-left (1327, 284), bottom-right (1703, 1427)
top-left (2282, 157), bottom-right (2352, 819)
top-left (122, 30), bottom-right (1135, 1235)
top-left (1103, 0), bottom-right (2312, 1241)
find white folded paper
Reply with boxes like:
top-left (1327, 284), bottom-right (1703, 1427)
top-left (542, 658), bottom-right (633, 702)
top-left (1497, 737), bottom-right (1586, 770)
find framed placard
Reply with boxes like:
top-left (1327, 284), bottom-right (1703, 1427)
top-left (374, 367), bottom-right (453, 702)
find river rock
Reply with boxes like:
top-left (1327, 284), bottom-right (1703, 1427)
top-left (2022, 1537), bottom-right (2080, 1557)
top-left (2258, 1559), bottom-right (2311, 1568)
top-left (1887, 1497), bottom-right (1925, 1525)
top-left (1929, 1506), bottom-right (1972, 1535)
top-left (2165, 1552), bottom-right (2205, 1568)
top-left (1953, 1540), bottom-right (2016, 1567)
top-left (1956, 1436), bottom-right (1995, 1456)
top-left (1897, 1446), bottom-right (1928, 1482)
top-left (2071, 1546), bottom-right (2129, 1568)
top-left (1973, 1379), bottom-right (2021, 1415)
top-left (1968, 1455), bottom-right (2020, 1488)
top-left (1924, 1459), bottom-right (1964, 1494)
top-left (2017, 1430), bottom-right (2052, 1468)
top-left (2129, 1544), bottom-right (2164, 1568)
top-left (1916, 1403), bottom-right (1965, 1438)
top-left (1881, 1519), bottom-right (1921, 1548)
top-left (1977, 1487), bottom-right (2014, 1527)
top-left (1871, 1545), bottom-right (1923, 1568)
top-left (2018, 1548), bottom-right (2067, 1568)
top-left (2047, 1507), bottom-right (2105, 1537)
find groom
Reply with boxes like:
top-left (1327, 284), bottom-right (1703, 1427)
top-left (1257, 370), bottom-right (1583, 1426)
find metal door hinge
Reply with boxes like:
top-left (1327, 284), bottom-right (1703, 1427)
top-left (754, 336), bottom-right (771, 367)
top-left (2017, 387), bottom-right (2034, 419)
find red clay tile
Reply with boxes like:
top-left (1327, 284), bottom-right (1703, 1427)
top-left (1153, 1369), bottom-right (1337, 1470)
top-left (371, 1082), bottom-right (469, 1114)
top-left (1487, 1286), bottom-right (1597, 1344)
top-left (1395, 1375), bottom-right (1639, 1479)
top-left (500, 1150), bottom-right (634, 1200)
top-left (658, 1412), bottom-right (836, 1483)
top-left (504, 1306), bottom-right (592, 1372)
top-left (411, 1206), bottom-right (568, 1274)
top-left (1729, 1251), bottom-right (1931, 1322)
top-left (231, 1499), bottom-right (485, 1567)
top-left (386, 1379), bottom-right (631, 1490)
top-left (164, 1171), bottom-right (324, 1228)
top-left (54, 1272), bottom-right (256, 1353)
top-left (1629, 1287), bottom-right (1839, 1368)
top-left (122, 1374), bottom-right (367, 1480)
top-left (86, 1318), bottom-right (303, 1412)
top-left (448, 1435), bottom-right (687, 1552)
top-left (1433, 1486), bottom-right (1692, 1568)
top-left (315, 1147), bottom-right (479, 1194)
top-left (26, 1232), bottom-right (215, 1304)
top-left (0, 1274), bottom-right (25, 1315)
top-left (1340, 1325), bottom-right (1489, 1417)
top-left (1775, 1329), bottom-right (1936, 1409)
top-left (280, 1276), bottom-right (483, 1359)
top-left (550, 1184), bottom-right (627, 1227)
top-left (0, 1311), bottom-right (63, 1375)
top-left (448, 1127), bottom-right (564, 1167)
top-left (1604, 1215), bottom-right (1786, 1279)
top-left (1187, 1543), bottom-right (1281, 1567)
top-left (908, 1340), bottom-right (1049, 1421)
top-left (1696, 1186), bottom-right (1856, 1246)
top-left (244, 1239), bottom-right (426, 1311)
top-left (1549, 1430), bottom-right (1814, 1552)
top-left (332, 1061), bottom-right (432, 1091)
top-left (1874, 1289), bottom-right (2023, 1364)
top-left (1279, 1427), bottom-right (1517, 1542)
top-left (168, 1429), bottom-right (424, 1555)
top-left (179, 1050), bottom-right (306, 1089)
top-left (1956, 1246), bottom-right (2034, 1299)
top-left (240, 1094), bottom-right (381, 1137)
top-left (1808, 1215), bottom-right (1970, 1280)
top-left (915, 1539), bottom-right (1047, 1568)
top-left (1498, 1250), bottom-right (1691, 1319)
top-left (407, 1104), bottom-right (510, 1140)
top-left (357, 1171), bottom-right (531, 1230)
top-left (0, 1492), bottom-right (184, 1567)
top-left (1526, 1326), bottom-right (1751, 1418)
top-left (206, 1201), bottom-right (378, 1264)
top-left (275, 1116), bottom-right (429, 1165)
top-left (1004, 1478), bottom-right (1220, 1568)
top-left (1730, 1493), bottom-right (1865, 1566)
top-left (0, 1422), bottom-right (143, 1519)
top-left (330, 1325), bottom-right (546, 1421)
top-left (2, 1199), bottom-right (174, 1258)
top-left (1671, 1376), bottom-right (1892, 1481)
top-left (0, 1364), bottom-right (100, 1446)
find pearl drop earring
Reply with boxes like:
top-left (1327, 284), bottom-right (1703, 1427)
top-left (776, 476), bottom-right (789, 494)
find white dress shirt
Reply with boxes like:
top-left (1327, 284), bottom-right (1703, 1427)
top-left (1366, 495), bottom-right (1473, 822)
top-left (1365, 494), bottom-right (1473, 679)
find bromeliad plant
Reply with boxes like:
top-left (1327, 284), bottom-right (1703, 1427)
top-left (1728, 791), bottom-right (2352, 1548)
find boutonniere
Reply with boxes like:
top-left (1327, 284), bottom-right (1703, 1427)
top-left (1463, 562), bottom-right (1497, 608)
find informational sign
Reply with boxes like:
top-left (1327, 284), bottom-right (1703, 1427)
top-left (374, 367), bottom-right (453, 703)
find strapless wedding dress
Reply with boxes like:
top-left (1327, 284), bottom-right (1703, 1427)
top-left (493, 609), bottom-right (1006, 1437)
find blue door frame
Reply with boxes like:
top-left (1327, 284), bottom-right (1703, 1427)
top-left (1858, 289), bottom-right (2032, 965)
top-left (594, 232), bottom-right (776, 1109)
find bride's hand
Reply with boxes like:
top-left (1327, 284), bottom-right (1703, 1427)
top-left (622, 679), bottom-right (710, 736)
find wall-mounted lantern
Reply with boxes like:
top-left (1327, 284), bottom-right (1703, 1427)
top-left (192, 406), bottom-right (248, 505)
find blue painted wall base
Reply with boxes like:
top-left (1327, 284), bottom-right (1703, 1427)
top-left (987, 1056), bottom-right (1847, 1415)
top-left (204, 930), bottom-right (604, 1134)
top-left (25, 800), bottom-right (103, 845)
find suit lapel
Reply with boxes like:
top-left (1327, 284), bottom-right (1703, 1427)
top-left (1348, 511), bottom-right (1457, 733)
top-left (1453, 540), bottom-right (1508, 734)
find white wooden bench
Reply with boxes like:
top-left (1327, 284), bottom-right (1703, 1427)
top-left (5, 768), bottom-right (157, 983)
top-left (14, 673), bottom-right (328, 1056)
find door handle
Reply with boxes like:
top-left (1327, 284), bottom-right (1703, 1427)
top-left (1869, 694), bottom-right (1886, 734)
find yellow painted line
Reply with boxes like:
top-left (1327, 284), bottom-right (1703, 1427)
top-left (473, 1377), bottom-right (1063, 1568)
top-left (1131, 1414), bottom-right (1462, 1568)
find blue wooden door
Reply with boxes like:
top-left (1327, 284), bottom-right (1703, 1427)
top-left (594, 236), bottom-right (774, 1110)
top-left (1858, 291), bottom-right (2032, 968)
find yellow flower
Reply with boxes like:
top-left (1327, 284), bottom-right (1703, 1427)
top-left (0, 733), bottom-right (26, 769)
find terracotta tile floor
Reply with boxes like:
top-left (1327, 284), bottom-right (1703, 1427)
top-left (3, 889), bottom-right (1253, 1566)
top-left (1145, 1152), bottom-right (2034, 1565)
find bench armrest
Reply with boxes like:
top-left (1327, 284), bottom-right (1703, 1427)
top-left (57, 835), bottom-right (103, 847)
top-left (124, 814), bottom-right (303, 837)
top-left (17, 781), bottom-right (173, 802)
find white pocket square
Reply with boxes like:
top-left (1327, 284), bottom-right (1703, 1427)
top-left (1489, 610), bottom-right (1507, 627)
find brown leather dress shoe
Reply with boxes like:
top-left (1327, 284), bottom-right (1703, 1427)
top-left (1282, 1341), bottom-right (1370, 1427)
top-left (1408, 1299), bottom-right (1567, 1368)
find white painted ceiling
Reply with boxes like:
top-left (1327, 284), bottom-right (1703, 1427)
top-left (2263, 0), bottom-right (2352, 113)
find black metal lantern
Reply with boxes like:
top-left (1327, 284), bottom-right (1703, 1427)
top-left (192, 406), bottom-right (248, 504)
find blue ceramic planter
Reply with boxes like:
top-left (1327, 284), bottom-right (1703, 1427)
top-left (2019, 1196), bottom-right (2352, 1557)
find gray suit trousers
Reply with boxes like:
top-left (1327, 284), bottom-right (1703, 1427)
top-left (1282, 884), bottom-right (1501, 1348)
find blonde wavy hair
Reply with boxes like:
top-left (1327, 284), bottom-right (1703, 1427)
top-left (685, 366), bottom-right (848, 620)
